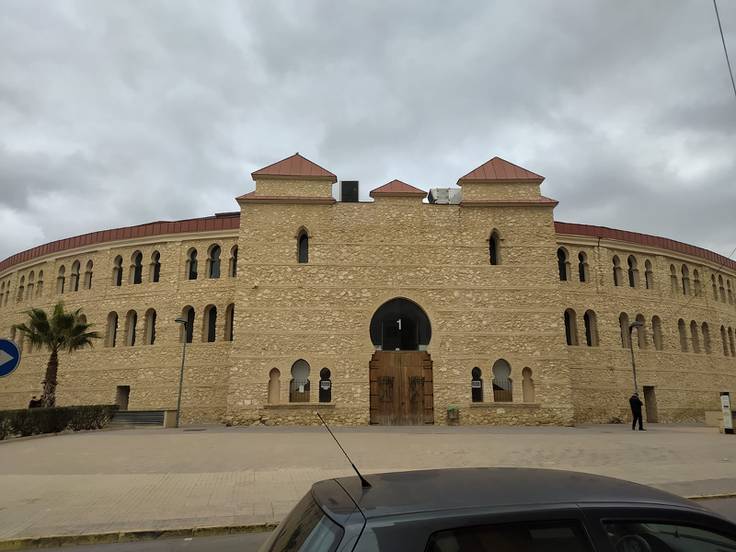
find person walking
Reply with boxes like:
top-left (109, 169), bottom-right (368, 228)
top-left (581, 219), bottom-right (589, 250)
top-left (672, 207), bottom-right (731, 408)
top-left (629, 392), bottom-right (645, 431)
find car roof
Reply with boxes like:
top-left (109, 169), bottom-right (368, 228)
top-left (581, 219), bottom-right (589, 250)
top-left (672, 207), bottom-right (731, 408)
top-left (320, 468), bottom-right (703, 520)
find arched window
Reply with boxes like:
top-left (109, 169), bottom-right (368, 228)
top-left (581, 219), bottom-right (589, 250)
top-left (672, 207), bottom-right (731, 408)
top-left (619, 313), bottom-right (631, 349)
top-left (712, 274), bottom-right (719, 300)
top-left (471, 367), bottom-right (483, 403)
top-left (583, 310), bottom-right (598, 347)
top-left (689, 320), bottom-right (700, 353)
top-left (150, 251), bottom-right (161, 283)
top-left (728, 280), bottom-right (734, 305)
top-left (124, 310), bottom-right (137, 346)
top-left (370, 298), bottom-right (432, 351)
top-left (730, 327), bottom-right (736, 357)
top-left (290, 359), bottom-right (310, 402)
top-left (652, 316), bottom-right (664, 351)
top-left (25, 271), bottom-right (34, 300)
top-left (203, 304), bottom-right (217, 342)
top-left (207, 244), bottom-right (221, 279)
top-left (229, 246), bottom-right (238, 277)
top-left (577, 252), bottom-right (589, 283)
top-left (181, 306), bottom-right (195, 343)
top-left (83, 260), bottom-right (93, 289)
top-left (557, 248), bottom-right (570, 281)
top-left (130, 251), bottom-right (143, 284)
top-left (489, 230), bottom-right (500, 265)
top-left (70, 261), bottom-right (80, 292)
top-left (563, 308), bottom-right (578, 346)
top-left (17, 276), bottom-right (25, 303)
top-left (224, 303), bottom-right (235, 341)
top-left (112, 256), bottom-right (123, 286)
top-left (319, 368), bottom-right (332, 403)
top-left (693, 269), bottom-right (701, 297)
top-left (268, 368), bottom-right (281, 404)
top-left (56, 266), bottom-right (66, 294)
top-left (491, 359), bottom-right (512, 402)
top-left (36, 271), bottom-right (43, 297)
top-left (681, 265), bottom-right (690, 295)
top-left (719, 275), bottom-right (726, 302)
top-left (627, 255), bottom-right (638, 288)
top-left (144, 309), bottom-right (156, 345)
top-left (635, 314), bottom-right (647, 349)
top-left (297, 230), bottom-right (309, 264)
top-left (702, 322), bottom-right (711, 354)
top-left (722, 326), bottom-right (730, 356)
top-left (678, 319), bottom-right (688, 352)
top-left (644, 260), bottom-right (654, 289)
top-left (186, 248), bottom-right (198, 280)
top-left (670, 265), bottom-right (678, 294)
top-left (0, 282), bottom-right (4, 308)
top-left (522, 367), bottom-right (535, 403)
top-left (612, 256), bottom-right (623, 286)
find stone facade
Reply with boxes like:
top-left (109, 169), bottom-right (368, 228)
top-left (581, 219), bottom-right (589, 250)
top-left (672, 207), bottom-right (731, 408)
top-left (0, 154), bottom-right (734, 426)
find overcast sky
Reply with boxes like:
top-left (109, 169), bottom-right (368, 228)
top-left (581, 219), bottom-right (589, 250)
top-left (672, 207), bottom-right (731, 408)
top-left (1, 1), bottom-right (735, 261)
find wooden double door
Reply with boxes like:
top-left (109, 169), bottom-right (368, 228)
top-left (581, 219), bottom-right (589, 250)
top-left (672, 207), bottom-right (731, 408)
top-left (369, 351), bottom-right (434, 425)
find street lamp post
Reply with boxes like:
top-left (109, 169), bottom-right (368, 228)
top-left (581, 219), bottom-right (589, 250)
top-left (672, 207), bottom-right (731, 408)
top-left (174, 317), bottom-right (189, 428)
top-left (628, 321), bottom-right (644, 393)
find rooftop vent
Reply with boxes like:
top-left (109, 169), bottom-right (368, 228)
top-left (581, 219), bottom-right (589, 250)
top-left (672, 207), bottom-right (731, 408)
top-left (428, 188), bottom-right (462, 204)
top-left (341, 180), bottom-right (359, 202)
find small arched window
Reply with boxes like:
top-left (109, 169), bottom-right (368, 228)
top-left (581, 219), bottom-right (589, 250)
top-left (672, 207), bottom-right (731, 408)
top-left (319, 368), bottom-right (332, 403)
top-left (186, 248), bottom-right (198, 280)
top-left (26, 271), bottom-right (35, 300)
top-left (722, 325), bottom-right (730, 356)
top-left (84, 260), bottom-right (93, 289)
top-left (144, 309), bottom-right (157, 345)
top-left (578, 251), bottom-right (589, 283)
top-left (693, 269), bottom-right (701, 297)
top-left (702, 322), bottom-right (711, 354)
top-left (712, 274), bottom-right (719, 300)
top-left (563, 308), bottom-right (578, 346)
top-left (522, 367), bottom-right (535, 403)
top-left (130, 251), bottom-right (143, 284)
top-left (652, 316), bottom-right (664, 351)
top-left (207, 245), bottom-right (221, 279)
top-left (290, 359), bottom-right (311, 402)
top-left (729, 327), bottom-right (736, 357)
top-left (583, 310), bottom-right (598, 347)
top-left (491, 359), bottom-right (512, 402)
top-left (150, 251), bottom-right (161, 283)
top-left (627, 255), bottom-right (638, 288)
top-left (489, 230), bottom-right (501, 266)
top-left (471, 367), bottom-right (483, 403)
top-left (57, 266), bottom-right (66, 294)
top-left (124, 310), bottom-right (137, 347)
top-left (644, 259), bottom-right (653, 290)
top-left (17, 276), bottom-right (25, 303)
top-left (681, 265), bottom-right (690, 295)
top-left (224, 303), bottom-right (235, 341)
top-left (678, 319), bottom-right (688, 352)
top-left (297, 230), bottom-right (309, 264)
top-left (670, 265), bottom-right (678, 294)
top-left (557, 248), bottom-right (570, 281)
top-left (268, 368), bottom-right (281, 404)
top-left (612, 256), bottom-right (623, 287)
top-left (229, 246), bottom-right (238, 277)
top-left (203, 304), bottom-right (217, 342)
top-left (180, 306), bottom-right (195, 343)
top-left (36, 271), bottom-right (43, 297)
top-left (619, 312), bottom-right (631, 349)
top-left (112, 256), bottom-right (123, 287)
top-left (719, 275), bottom-right (726, 302)
top-left (728, 280), bottom-right (734, 305)
top-left (70, 261), bottom-right (80, 292)
top-left (634, 314), bottom-right (647, 349)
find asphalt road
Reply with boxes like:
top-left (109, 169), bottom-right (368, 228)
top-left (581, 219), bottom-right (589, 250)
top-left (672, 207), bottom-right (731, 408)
top-left (32, 498), bottom-right (736, 552)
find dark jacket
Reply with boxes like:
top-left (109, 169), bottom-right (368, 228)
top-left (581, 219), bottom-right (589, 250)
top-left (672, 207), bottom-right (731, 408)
top-left (629, 395), bottom-right (643, 413)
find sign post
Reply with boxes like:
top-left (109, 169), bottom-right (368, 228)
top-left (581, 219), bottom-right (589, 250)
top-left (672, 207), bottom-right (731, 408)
top-left (721, 392), bottom-right (734, 435)
top-left (0, 339), bottom-right (21, 378)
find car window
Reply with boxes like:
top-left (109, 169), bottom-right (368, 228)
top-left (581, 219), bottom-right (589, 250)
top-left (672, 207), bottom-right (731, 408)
top-left (426, 520), bottom-right (593, 552)
top-left (260, 493), bottom-right (344, 552)
top-left (603, 520), bottom-right (736, 552)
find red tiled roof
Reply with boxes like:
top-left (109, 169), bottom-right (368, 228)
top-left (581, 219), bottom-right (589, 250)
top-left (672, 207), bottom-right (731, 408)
top-left (555, 222), bottom-right (736, 271)
top-left (458, 156), bottom-right (544, 184)
top-left (369, 180), bottom-right (427, 198)
top-left (251, 153), bottom-right (337, 182)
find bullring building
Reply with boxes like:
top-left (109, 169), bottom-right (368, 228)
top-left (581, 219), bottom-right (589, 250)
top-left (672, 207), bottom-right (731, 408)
top-left (1, 154), bottom-right (735, 426)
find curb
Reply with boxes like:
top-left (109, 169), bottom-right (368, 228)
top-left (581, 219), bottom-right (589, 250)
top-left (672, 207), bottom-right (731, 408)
top-left (688, 492), bottom-right (736, 500)
top-left (0, 523), bottom-right (277, 551)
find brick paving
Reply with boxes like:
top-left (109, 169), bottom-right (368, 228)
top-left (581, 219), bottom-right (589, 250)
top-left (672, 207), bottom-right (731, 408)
top-left (1, 424), bottom-right (735, 541)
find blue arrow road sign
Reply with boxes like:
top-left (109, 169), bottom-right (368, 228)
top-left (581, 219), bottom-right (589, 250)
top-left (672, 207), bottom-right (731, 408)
top-left (0, 339), bottom-right (21, 378)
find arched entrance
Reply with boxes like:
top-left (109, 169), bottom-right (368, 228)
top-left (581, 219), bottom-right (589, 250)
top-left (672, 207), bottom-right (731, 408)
top-left (368, 298), bottom-right (434, 425)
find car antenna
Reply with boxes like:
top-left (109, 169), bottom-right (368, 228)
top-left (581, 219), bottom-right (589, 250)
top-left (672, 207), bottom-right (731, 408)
top-left (316, 412), bottom-right (371, 488)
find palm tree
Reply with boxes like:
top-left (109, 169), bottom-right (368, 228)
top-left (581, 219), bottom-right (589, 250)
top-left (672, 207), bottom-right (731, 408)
top-left (12, 302), bottom-right (100, 408)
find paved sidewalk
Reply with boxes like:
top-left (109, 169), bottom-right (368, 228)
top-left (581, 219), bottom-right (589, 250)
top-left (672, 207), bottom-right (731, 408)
top-left (1, 424), bottom-right (735, 542)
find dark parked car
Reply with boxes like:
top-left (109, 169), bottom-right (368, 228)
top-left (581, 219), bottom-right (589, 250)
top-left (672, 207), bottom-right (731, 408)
top-left (260, 467), bottom-right (736, 552)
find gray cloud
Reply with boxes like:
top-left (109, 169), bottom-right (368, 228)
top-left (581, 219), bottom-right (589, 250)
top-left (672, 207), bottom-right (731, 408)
top-left (0, 0), bottom-right (734, 261)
